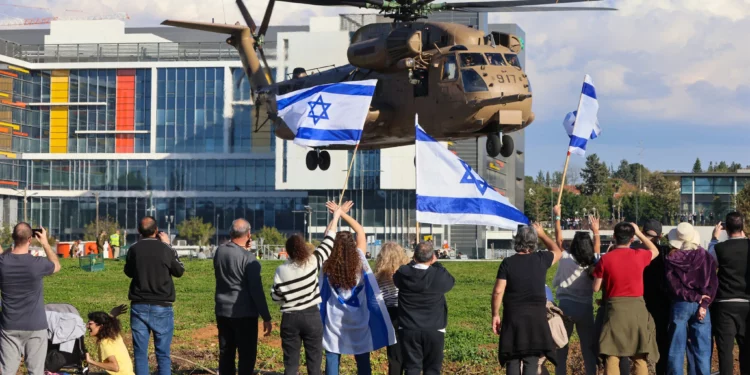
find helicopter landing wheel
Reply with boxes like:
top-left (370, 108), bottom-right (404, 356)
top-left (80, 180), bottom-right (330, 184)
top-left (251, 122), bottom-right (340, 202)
top-left (318, 151), bottom-right (331, 171)
top-left (486, 133), bottom-right (501, 158)
top-left (500, 134), bottom-right (514, 158)
top-left (305, 151), bottom-right (318, 171)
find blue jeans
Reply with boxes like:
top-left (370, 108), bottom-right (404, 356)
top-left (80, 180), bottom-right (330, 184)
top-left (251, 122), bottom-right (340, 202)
top-left (556, 299), bottom-right (597, 375)
top-left (667, 301), bottom-right (712, 375)
top-left (325, 352), bottom-right (371, 375)
top-left (131, 304), bottom-right (174, 375)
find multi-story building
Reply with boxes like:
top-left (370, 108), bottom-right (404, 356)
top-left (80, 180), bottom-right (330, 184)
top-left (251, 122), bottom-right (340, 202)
top-left (0, 14), bottom-right (526, 255)
top-left (666, 170), bottom-right (750, 224)
top-left (0, 20), bottom-right (308, 243)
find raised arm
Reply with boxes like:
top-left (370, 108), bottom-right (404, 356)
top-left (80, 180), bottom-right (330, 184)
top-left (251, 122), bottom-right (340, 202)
top-left (553, 205), bottom-right (563, 249)
top-left (36, 227), bottom-right (61, 274)
top-left (590, 215), bottom-right (601, 255)
top-left (533, 222), bottom-right (563, 265)
top-left (632, 222), bottom-right (658, 260)
top-left (339, 207), bottom-right (366, 252)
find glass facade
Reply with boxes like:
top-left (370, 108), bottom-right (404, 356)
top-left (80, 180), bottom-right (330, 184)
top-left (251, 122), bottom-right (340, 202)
top-left (5, 195), bottom-right (305, 243)
top-left (677, 174), bottom-right (750, 222)
top-left (156, 68), bottom-right (224, 153)
top-left (1, 70), bottom-right (50, 153)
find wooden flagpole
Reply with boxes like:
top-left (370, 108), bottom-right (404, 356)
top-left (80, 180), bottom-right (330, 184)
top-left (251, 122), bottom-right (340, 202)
top-left (557, 151), bottom-right (571, 205)
top-left (414, 114), bottom-right (420, 245)
top-left (337, 143), bottom-right (360, 207)
top-left (558, 74), bottom-right (588, 207)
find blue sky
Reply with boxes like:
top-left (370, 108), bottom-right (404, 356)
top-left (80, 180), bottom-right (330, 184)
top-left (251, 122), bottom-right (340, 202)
top-left (7, 0), bottom-right (749, 175)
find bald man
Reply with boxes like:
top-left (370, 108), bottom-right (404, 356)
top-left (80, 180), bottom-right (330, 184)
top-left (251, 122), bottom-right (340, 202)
top-left (0, 224), bottom-right (60, 375)
top-left (124, 216), bottom-right (184, 375)
top-left (214, 219), bottom-right (271, 375)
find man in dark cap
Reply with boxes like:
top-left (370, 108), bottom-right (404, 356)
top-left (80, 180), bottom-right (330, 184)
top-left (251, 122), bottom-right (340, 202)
top-left (633, 219), bottom-right (670, 375)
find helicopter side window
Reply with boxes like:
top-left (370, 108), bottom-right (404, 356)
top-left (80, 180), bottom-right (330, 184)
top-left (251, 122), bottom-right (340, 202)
top-left (461, 69), bottom-right (488, 93)
top-left (505, 54), bottom-right (522, 68)
top-left (459, 53), bottom-right (486, 67)
top-left (442, 55), bottom-right (458, 81)
top-left (485, 53), bottom-right (507, 66)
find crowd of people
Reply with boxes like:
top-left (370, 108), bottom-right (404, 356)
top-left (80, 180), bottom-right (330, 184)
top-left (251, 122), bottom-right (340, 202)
top-left (0, 199), bottom-right (747, 375)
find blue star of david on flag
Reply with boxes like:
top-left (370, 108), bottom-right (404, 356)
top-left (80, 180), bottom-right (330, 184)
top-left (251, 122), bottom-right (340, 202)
top-left (307, 95), bottom-right (331, 125)
top-left (459, 160), bottom-right (489, 195)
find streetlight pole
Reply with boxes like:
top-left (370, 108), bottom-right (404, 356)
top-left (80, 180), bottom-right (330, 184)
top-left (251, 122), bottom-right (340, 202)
top-left (165, 215), bottom-right (174, 242)
top-left (12, 188), bottom-right (37, 223)
top-left (93, 192), bottom-right (100, 236)
top-left (215, 214), bottom-right (220, 245)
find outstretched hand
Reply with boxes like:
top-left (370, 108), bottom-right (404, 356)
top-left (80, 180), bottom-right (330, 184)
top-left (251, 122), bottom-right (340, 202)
top-left (109, 304), bottom-right (128, 317)
top-left (589, 215), bottom-right (600, 234)
top-left (531, 222), bottom-right (545, 236)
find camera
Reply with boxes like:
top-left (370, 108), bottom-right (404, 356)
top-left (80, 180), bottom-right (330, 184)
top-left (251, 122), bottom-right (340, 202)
top-left (31, 228), bottom-right (43, 236)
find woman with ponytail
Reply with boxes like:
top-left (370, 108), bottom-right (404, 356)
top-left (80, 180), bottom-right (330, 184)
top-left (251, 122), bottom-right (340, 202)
top-left (85, 305), bottom-right (135, 375)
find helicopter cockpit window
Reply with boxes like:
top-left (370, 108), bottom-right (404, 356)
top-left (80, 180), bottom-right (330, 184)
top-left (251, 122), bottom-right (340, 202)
top-left (442, 55), bottom-right (458, 80)
top-left (484, 53), bottom-right (507, 66)
top-left (505, 54), bottom-right (522, 68)
top-left (461, 69), bottom-right (488, 93)
top-left (459, 53), bottom-right (486, 67)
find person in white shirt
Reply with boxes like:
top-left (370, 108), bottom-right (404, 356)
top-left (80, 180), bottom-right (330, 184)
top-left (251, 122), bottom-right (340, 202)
top-left (552, 205), bottom-right (600, 375)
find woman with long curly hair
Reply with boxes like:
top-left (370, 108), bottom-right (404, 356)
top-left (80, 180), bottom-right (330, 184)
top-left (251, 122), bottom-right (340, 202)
top-left (375, 242), bottom-right (408, 375)
top-left (320, 206), bottom-right (396, 375)
top-left (271, 201), bottom-right (352, 375)
top-left (85, 305), bottom-right (134, 375)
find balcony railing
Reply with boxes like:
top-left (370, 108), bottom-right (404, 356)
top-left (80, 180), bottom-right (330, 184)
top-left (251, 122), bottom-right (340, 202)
top-left (0, 39), bottom-right (277, 63)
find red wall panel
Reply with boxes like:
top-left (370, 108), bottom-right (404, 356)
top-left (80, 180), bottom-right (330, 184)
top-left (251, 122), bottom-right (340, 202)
top-left (115, 70), bottom-right (136, 153)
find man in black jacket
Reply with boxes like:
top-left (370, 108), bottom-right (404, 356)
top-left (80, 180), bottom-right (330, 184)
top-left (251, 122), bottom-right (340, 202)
top-left (394, 241), bottom-right (455, 375)
top-left (124, 216), bottom-right (185, 375)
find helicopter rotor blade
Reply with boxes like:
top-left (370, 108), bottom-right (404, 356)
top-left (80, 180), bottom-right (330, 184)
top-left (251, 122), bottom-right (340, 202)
top-left (273, 0), bottom-right (371, 7)
top-left (437, 0), bottom-right (602, 9)
top-left (236, 0), bottom-right (258, 32)
top-left (259, 0), bottom-right (276, 36)
top-left (455, 5), bottom-right (616, 11)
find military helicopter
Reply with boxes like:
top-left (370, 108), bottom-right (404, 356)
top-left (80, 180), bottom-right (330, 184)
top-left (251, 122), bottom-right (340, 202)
top-left (164, 0), bottom-right (613, 171)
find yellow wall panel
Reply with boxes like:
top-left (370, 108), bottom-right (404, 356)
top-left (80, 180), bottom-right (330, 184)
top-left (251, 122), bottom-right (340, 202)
top-left (49, 70), bottom-right (69, 153)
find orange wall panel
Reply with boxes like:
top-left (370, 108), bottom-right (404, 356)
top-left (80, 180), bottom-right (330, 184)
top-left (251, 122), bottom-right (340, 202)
top-left (115, 69), bottom-right (136, 153)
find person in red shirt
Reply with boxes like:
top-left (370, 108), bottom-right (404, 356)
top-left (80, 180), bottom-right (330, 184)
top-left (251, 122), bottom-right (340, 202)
top-left (592, 222), bottom-right (659, 375)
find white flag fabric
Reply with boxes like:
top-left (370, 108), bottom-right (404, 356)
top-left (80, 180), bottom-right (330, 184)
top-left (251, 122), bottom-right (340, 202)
top-left (567, 74), bottom-right (599, 156)
top-left (562, 110), bottom-right (601, 140)
top-left (276, 80), bottom-right (377, 147)
top-left (415, 120), bottom-right (529, 229)
top-left (319, 249), bottom-right (396, 355)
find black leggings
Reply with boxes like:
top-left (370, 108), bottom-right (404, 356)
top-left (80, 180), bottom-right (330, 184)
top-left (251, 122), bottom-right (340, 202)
top-left (505, 356), bottom-right (540, 375)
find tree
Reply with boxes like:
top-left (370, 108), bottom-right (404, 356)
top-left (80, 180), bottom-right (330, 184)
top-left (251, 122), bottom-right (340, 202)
top-left (580, 154), bottom-right (610, 195)
top-left (545, 171), bottom-right (551, 186)
top-left (647, 172), bottom-right (680, 224)
top-left (692, 158), bottom-right (703, 173)
top-left (83, 216), bottom-right (120, 241)
top-left (613, 160), bottom-right (634, 183)
top-left (736, 184), bottom-right (750, 233)
top-left (711, 196), bottom-right (728, 220)
top-left (176, 217), bottom-right (215, 246)
top-left (707, 161), bottom-right (714, 172)
top-left (255, 226), bottom-right (286, 246)
top-left (535, 170), bottom-right (545, 185)
top-left (0, 223), bottom-right (11, 248)
top-left (714, 161), bottom-right (730, 173)
top-left (729, 162), bottom-right (743, 172)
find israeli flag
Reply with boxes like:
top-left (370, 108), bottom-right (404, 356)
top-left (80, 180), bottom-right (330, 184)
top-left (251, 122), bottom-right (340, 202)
top-left (416, 119), bottom-right (529, 229)
top-left (319, 249), bottom-right (396, 354)
top-left (276, 80), bottom-right (377, 147)
top-left (567, 75), bottom-right (600, 156)
top-left (562, 110), bottom-right (601, 140)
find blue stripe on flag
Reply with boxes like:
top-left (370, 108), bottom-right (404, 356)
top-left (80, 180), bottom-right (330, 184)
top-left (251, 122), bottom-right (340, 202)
top-left (417, 196), bottom-right (529, 224)
top-left (277, 83), bottom-right (376, 112)
top-left (416, 126), bottom-right (437, 142)
top-left (581, 82), bottom-right (597, 100)
top-left (364, 274), bottom-right (390, 350)
top-left (569, 135), bottom-right (588, 150)
top-left (319, 274), bottom-right (330, 325)
top-left (296, 128), bottom-right (362, 142)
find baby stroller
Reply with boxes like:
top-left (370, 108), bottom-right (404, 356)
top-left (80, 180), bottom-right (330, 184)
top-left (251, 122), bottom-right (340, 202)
top-left (45, 304), bottom-right (89, 374)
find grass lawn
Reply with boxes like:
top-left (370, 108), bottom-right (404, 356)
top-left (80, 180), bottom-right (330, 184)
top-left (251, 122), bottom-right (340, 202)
top-left (45, 258), bottom-right (585, 374)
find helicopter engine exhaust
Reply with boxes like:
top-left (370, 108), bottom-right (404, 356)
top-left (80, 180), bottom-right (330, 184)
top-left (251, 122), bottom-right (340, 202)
top-left (347, 28), bottom-right (422, 71)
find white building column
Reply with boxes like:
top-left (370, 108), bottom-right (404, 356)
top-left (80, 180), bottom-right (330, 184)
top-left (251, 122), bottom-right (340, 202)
top-left (150, 67), bottom-right (157, 153)
top-left (223, 66), bottom-right (232, 153)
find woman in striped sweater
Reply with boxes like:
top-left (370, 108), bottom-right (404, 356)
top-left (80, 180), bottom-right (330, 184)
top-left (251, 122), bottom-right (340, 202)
top-left (375, 242), bottom-right (409, 375)
top-left (271, 200), bottom-right (353, 375)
